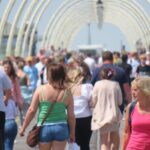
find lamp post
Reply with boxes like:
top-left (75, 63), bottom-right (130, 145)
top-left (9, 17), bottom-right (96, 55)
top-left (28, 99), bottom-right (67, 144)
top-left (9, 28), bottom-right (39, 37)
top-left (87, 22), bottom-right (92, 45)
top-left (97, 0), bottom-right (103, 29)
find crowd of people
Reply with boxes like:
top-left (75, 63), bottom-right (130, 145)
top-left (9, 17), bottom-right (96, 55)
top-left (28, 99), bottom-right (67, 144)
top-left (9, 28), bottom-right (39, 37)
top-left (0, 48), bottom-right (150, 150)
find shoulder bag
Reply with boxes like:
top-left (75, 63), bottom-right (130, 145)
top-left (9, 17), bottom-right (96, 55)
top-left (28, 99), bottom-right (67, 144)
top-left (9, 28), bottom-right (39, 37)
top-left (26, 102), bottom-right (55, 147)
top-left (26, 89), bottom-right (61, 147)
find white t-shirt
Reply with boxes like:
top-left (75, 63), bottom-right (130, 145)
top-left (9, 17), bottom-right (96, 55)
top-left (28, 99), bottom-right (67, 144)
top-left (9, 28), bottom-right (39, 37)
top-left (0, 67), bottom-right (12, 112)
top-left (73, 83), bottom-right (93, 118)
top-left (84, 57), bottom-right (96, 74)
top-left (35, 62), bottom-right (48, 86)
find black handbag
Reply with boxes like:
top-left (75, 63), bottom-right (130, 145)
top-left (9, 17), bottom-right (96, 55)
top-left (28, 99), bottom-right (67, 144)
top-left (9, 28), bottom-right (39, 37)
top-left (26, 101), bottom-right (56, 147)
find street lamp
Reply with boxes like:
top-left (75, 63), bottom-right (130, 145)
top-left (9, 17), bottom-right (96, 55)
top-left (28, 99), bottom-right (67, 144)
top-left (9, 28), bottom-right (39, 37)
top-left (97, 0), bottom-right (103, 29)
top-left (97, 0), bottom-right (103, 4)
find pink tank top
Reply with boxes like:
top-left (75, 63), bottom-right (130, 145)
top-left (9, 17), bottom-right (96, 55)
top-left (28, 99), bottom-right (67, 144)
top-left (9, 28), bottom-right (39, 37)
top-left (127, 105), bottom-right (150, 150)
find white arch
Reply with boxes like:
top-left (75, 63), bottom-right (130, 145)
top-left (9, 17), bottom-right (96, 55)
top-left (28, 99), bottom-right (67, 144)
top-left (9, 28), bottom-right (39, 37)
top-left (52, 2), bottom-right (96, 47)
top-left (14, 0), bottom-right (38, 56)
top-left (21, 0), bottom-right (53, 56)
top-left (106, 0), bottom-right (150, 49)
top-left (40, 1), bottom-right (150, 52)
top-left (6, 0), bottom-right (28, 56)
top-left (56, 12), bottom-right (134, 51)
top-left (21, 0), bottom-right (45, 56)
top-left (104, 3), bottom-right (143, 44)
top-left (54, 12), bottom-right (95, 49)
top-left (47, 0), bottom-right (140, 50)
top-left (44, 0), bottom-right (149, 51)
top-left (27, 0), bottom-right (53, 56)
top-left (1, 0), bottom-right (150, 55)
top-left (41, 0), bottom-right (72, 49)
top-left (0, 0), bottom-right (16, 49)
top-left (44, 0), bottom-right (93, 49)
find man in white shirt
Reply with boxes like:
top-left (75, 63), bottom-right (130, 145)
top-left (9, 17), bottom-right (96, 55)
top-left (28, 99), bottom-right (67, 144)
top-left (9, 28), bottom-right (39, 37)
top-left (0, 67), bottom-right (11, 150)
top-left (84, 53), bottom-right (96, 75)
top-left (35, 54), bottom-right (48, 87)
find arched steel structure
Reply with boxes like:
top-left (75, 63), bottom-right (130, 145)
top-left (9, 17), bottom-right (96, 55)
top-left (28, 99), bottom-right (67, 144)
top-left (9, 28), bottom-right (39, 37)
top-left (44, 0), bottom-right (150, 51)
top-left (21, 0), bottom-right (53, 56)
top-left (64, 12), bottom-right (135, 50)
top-left (6, 0), bottom-right (28, 56)
top-left (107, 0), bottom-right (150, 49)
top-left (0, 0), bottom-right (16, 49)
top-left (50, 1), bottom-right (142, 50)
top-left (50, 2), bottom-right (96, 48)
top-left (57, 9), bottom-right (136, 50)
top-left (0, 0), bottom-right (150, 56)
top-left (21, 0), bottom-right (46, 56)
top-left (14, 0), bottom-right (38, 56)
top-left (27, 0), bottom-right (53, 56)
top-left (41, 0), bottom-right (71, 49)
top-left (44, 0), bottom-right (92, 49)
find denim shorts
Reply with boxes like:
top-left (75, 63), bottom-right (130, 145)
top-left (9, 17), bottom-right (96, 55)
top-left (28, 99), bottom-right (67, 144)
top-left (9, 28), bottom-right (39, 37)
top-left (39, 123), bottom-right (69, 142)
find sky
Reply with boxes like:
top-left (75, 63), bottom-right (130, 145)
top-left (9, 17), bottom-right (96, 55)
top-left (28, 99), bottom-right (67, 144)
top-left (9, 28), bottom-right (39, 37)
top-left (0, 0), bottom-right (150, 53)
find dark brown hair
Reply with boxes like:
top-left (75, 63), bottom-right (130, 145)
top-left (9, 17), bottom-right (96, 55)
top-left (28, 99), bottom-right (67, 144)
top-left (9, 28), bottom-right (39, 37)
top-left (100, 67), bottom-right (114, 80)
top-left (102, 51), bottom-right (113, 62)
top-left (79, 62), bottom-right (91, 83)
top-left (47, 63), bottom-right (66, 89)
top-left (3, 60), bottom-right (17, 80)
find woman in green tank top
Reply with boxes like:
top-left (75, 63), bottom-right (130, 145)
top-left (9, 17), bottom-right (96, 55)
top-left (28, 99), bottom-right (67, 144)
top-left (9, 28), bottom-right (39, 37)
top-left (20, 63), bottom-right (75, 150)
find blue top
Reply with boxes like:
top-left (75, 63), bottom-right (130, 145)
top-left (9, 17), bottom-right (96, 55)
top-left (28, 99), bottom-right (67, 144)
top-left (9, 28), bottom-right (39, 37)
top-left (91, 64), bottom-right (128, 98)
top-left (23, 65), bottom-right (38, 91)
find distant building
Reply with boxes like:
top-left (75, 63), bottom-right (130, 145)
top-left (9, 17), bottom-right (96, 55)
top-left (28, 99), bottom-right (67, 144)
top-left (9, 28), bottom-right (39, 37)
top-left (78, 44), bottom-right (103, 56)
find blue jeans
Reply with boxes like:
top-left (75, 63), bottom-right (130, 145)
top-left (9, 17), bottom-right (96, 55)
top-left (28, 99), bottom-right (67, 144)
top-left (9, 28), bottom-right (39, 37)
top-left (4, 119), bottom-right (18, 150)
top-left (39, 123), bottom-right (69, 142)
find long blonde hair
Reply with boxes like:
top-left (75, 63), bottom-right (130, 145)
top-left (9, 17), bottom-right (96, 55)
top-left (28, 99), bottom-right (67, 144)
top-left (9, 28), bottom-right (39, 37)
top-left (131, 77), bottom-right (150, 97)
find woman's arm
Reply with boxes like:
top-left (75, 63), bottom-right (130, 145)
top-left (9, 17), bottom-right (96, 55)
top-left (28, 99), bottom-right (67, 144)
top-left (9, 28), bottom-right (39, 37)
top-left (66, 91), bottom-right (76, 142)
top-left (90, 84), bottom-right (98, 107)
top-left (19, 88), bottom-right (39, 136)
top-left (14, 77), bottom-right (24, 110)
top-left (121, 104), bottom-right (131, 150)
top-left (116, 83), bottom-right (123, 106)
top-left (26, 74), bottom-right (30, 87)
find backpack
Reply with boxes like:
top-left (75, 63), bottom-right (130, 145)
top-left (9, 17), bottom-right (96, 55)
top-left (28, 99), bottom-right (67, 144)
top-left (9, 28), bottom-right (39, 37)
top-left (128, 101), bottom-right (137, 131)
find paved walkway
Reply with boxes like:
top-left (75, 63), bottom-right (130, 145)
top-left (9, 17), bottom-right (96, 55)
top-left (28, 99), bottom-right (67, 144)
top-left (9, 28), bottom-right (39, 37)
top-left (14, 121), bottom-right (124, 150)
top-left (14, 108), bottom-right (124, 150)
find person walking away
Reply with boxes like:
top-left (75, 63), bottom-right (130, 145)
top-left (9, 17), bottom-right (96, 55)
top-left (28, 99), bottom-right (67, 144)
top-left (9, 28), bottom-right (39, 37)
top-left (127, 52), bottom-right (140, 81)
top-left (0, 66), bottom-right (11, 150)
top-left (4, 99), bottom-right (18, 150)
top-left (3, 60), bottom-right (24, 111)
top-left (20, 63), bottom-right (75, 150)
top-left (91, 68), bottom-right (123, 150)
top-left (119, 54), bottom-right (132, 85)
top-left (17, 61), bottom-right (31, 122)
top-left (84, 53), bottom-right (96, 75)
top-left (68, 62), bottom-right (93, 150)
top-left (91, 51), bottom-right (131, 113)
top-left (23, 56), bottom-right (38, 93)
top-left (136, 53), bottom-right (150, 77)
top-left (121, 77), bottom-right (150, 150)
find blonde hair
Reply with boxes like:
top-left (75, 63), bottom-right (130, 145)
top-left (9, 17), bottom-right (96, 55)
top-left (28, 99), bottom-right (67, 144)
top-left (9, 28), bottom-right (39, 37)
top-left (67, 67), bottom-right (82, 83)
top-left (131, 77), bottom-right (150, 97)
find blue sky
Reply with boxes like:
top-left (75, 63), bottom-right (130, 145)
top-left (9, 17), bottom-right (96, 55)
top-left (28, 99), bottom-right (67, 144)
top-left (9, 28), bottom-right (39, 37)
top-left (0, 0), bottom-right (150, 52)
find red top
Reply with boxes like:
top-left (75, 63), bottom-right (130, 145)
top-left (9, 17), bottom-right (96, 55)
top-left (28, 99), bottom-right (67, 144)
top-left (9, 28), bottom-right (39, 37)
top-left (127, 104), bottom-right (150, 150)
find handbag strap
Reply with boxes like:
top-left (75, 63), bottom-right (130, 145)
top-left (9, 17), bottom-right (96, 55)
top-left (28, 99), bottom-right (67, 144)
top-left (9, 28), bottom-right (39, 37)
top-left (40, 89), bottom-right (61, 126)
